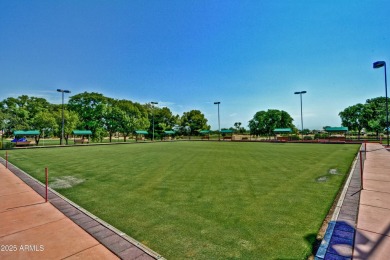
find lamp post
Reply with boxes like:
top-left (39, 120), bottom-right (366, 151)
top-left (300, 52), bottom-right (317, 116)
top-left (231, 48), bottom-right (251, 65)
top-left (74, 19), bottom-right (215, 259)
top-left (294, 91), bottom-right (307, 140)
top-left (151, 102), bottom-right (158, 141)
top-left (57, 89), bottom-right (71, 145)
top-left (373, 61), bottom-right (389, 147)
top-left (214, 102), bottom-right (221, 141)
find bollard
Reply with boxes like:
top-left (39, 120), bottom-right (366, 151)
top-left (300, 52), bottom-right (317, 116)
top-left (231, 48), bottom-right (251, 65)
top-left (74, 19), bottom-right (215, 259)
top-left (5, 151), bottom-right (8, 169)
top-left (45, 167), bottom-right (48, 202)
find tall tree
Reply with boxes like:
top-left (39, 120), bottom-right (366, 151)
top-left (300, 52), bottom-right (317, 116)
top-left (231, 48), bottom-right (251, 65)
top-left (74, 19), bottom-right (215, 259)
top-left (364, 97), bottom-right (388, 138)
top-left (339, 103), bottom-right (367, 139)
top-left (248, 111), bottom-right (267, 137)
top-left (103, 104), bottom-right (124, 142)
top-left (53, 109), bottom-right (81, 145)
top-left (31, 111), bottom-right (58, 145)
top-left (68, 92), bottom-right (108, 140)
top-left (116, 100), bottom-right (149, 141)
top-left (248, 109), bottom-right (294, 138)
top-left (180, 110), bottom-right (210, 135)
top-left (0, 95), bottom-right (52, 136)
top-left (150, 107), bottom-right (178, 136)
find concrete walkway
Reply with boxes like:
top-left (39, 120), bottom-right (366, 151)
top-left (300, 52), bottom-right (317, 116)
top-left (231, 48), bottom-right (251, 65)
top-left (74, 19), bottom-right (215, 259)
top-left (353, 143), bottom-right (390, 259)
top-left (316, 143), bottom-right (390, 259)
top-left (0, 161), bottom-right (158, 259)
top-left (0, 163), bottom-right (118, 259)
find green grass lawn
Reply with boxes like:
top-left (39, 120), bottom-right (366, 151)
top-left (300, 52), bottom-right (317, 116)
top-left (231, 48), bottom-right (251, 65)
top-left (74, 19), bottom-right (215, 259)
top-left (5, 142), bottom-right (359, 259)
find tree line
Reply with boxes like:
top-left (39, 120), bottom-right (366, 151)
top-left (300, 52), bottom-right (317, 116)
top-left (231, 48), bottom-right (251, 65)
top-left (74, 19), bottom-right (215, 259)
top-left (4, 92), bottom-right (386, 144)
top-left (0, 92), bottom-right (210, 144)
top-left (339, 97), bottom-right (389, 139)
top-left (1, 91), bottom-right (308, 144)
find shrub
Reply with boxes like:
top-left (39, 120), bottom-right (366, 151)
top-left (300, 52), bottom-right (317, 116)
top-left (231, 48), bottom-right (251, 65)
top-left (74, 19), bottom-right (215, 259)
top-left (290, 135), bottom-right (300, 140)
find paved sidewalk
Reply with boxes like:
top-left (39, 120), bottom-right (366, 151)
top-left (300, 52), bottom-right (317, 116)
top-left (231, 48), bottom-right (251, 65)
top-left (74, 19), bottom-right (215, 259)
top-left (353, 143), bottom-right (390, 259)
top-left (316, 143), bottom-right (390, 259)
top-left (0, 161), bottom-right (158, 260)
top-left (315, 144), bottom-right (362, 259)
top-left (0, 163), bottom-right (119, 259)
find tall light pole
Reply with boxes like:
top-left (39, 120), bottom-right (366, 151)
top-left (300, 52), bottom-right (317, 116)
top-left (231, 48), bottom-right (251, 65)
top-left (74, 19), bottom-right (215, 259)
top-left (214, 102), bottom-right (221, 141)
top-left (57, 89), bottom-right (71, 145)
top-left (294, 91), bottom-right (307, 140)
top-left (151, 102), bottom-right (158, 141)
top-left (373, 61), bottom-right (389, 147)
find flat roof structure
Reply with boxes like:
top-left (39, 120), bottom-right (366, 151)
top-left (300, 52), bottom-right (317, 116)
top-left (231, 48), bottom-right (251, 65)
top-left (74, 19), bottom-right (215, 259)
top-left (324, 127), bottom-right (348, 132)
top-left (14, 130), bottom-right (40, 136)
top-left (273, 128), bottom-right (292, 133)
top-left (135, 130), bottom-right (148, 135)
top-left (72, 130), bottom-right (92, 135)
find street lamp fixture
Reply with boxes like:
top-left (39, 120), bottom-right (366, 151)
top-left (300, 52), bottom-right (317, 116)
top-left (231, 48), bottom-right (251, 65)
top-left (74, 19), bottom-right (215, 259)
top-left (373, 61), bottom-right (389, 147)
top-left (294, 91), bottom-right (307, 140)
top-left (151, 102), bottom-right (158, 141)
top-left (214, 102), bottom-right (221, 141)
top-left (57, 89), bottom-right (71, 145)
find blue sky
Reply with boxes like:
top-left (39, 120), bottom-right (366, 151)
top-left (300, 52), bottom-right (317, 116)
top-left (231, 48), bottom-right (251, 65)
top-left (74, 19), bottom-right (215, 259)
top-left (1, 1), bottom-right (390, 130)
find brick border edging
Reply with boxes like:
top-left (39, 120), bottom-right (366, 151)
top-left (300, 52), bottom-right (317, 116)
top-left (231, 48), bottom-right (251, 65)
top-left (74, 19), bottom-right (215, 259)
top-left (0, 158), bottom-right (163, 260)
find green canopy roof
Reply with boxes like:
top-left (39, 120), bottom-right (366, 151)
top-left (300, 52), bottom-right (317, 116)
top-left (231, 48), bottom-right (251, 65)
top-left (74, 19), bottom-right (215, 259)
top-left (164, 130), bottom-right (175, 135)
top-left (135, 130), bottom-right (148, 135)
top-left (199, 130), bottom-right (210, 134)
top-left (72, 130), bottom-right (92, 135)
top-left (273, 128), bottom-right (292, 133)
top-left (14, 130), bottom-right (40, 136)
top-left (324, 127), bottom-right (348, 132)
top-left (221, 129), bottom-right (234, 133)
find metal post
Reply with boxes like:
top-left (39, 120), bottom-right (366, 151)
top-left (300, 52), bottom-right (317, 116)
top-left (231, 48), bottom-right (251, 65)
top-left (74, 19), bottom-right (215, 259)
top-left (373, 61), bottom-right (389, 147)
top-left (294, 91), bottom-right (306, 140)
top-left (359, 150), bottom-right (363, 190)
top-left (152, 111), bottom-right (155, 141)
top-left (218, 104), bottom-right (220, 141)
top-left (151, 102), bottom-right (158, 142)
top-left (300, 93), bottom-right (303, 140)
top-left (61, 91), bottom-right (64, 145)
top-left (384, 64), bottom-right (389, 147)
top-left (45, 167), bottom-right (48, 202)
top-left (57, 89), bottom-right (71, 145)
top-left (365, 141), bottom-right (367, 156)
top-left (214, 102), bottom-right (221, 141)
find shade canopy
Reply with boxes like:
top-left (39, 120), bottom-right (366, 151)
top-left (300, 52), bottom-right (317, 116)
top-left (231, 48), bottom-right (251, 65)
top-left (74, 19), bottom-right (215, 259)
top-left (14, 130), bottom-right (40, 136)
top-left (220, 129), bottom-right (234, 133)
top-left (324, 127), bottom-right (348, 132)
top-left (135, 130), bottom-right (148, 135)
top-left (164, 130), bottom-right (175, 135)
top-left (273, 128), bottom-right (292, 133)
top-left (72, 130), bottom-right (92, 135)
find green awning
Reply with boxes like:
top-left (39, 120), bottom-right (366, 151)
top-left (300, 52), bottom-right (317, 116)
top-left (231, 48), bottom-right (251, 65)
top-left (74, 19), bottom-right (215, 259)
top-left (221, 129), bottom-right (234, 133)
top-left (135, 130), bottom-right (148, 135)
top-left (72, 130), bottom-right (92, 135)
top-left (324, 127), bottom-right (348, 132)
top-left (199, 130), bottom-right (210, 134)
top-left (14, 130), bottom-right (40, 136)
top-left (164, 130), bottom-right (175, 135)
top-left (273, 128), bottom-right (292, 133)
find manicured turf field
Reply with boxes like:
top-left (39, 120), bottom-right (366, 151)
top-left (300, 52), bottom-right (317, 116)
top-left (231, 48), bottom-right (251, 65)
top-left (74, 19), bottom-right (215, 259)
top-left (7, 142), bottom-right (359, 259)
